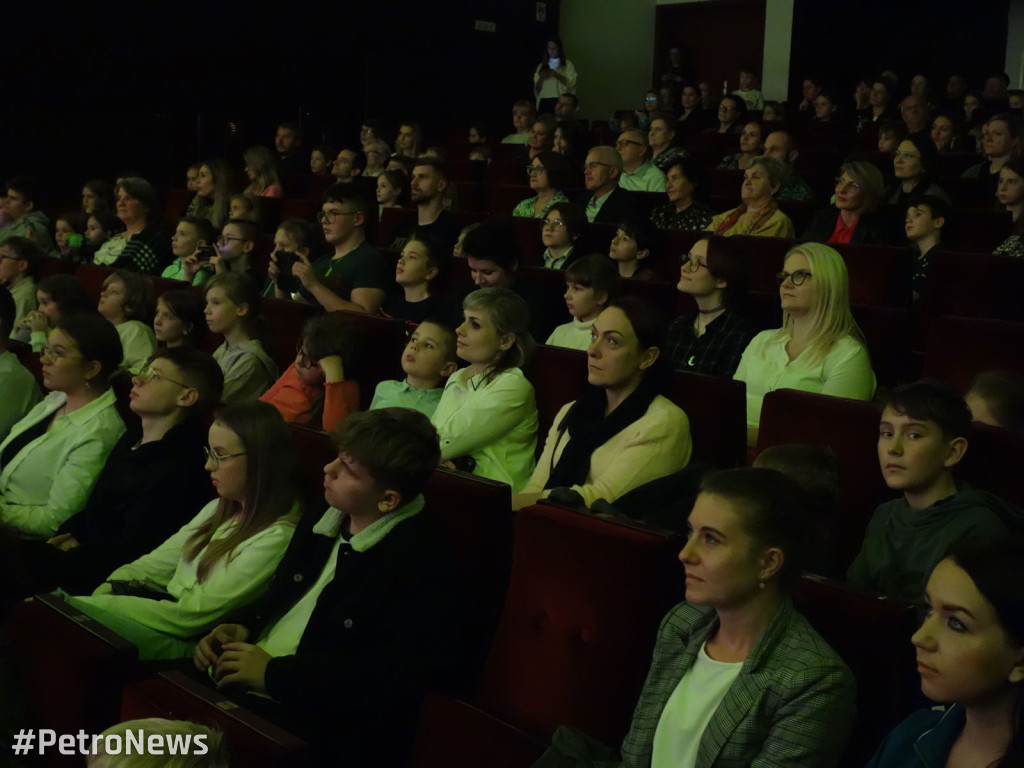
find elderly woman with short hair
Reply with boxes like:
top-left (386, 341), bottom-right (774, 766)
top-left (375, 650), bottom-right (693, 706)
top-left (706, 156), bottom-right (794, 237)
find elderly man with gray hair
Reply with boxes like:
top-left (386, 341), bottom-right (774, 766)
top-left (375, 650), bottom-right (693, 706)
top-left (616, 128), bottom-right (667, 192)
top-left (578, 145), bottom-right (638, 223)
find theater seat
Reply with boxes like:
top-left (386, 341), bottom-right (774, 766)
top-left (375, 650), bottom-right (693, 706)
top-left (923, 315), bottom-right (1024, 392)
top-left (793, 574), bottom-right (922, 768)
top-left (522, 345), bottom-right (590, 453)
top-left (328, 310), bottom-right (407, 408)
top-left (4, 593), bottom-right (138, 768)
top-left (76, 262), bottom-right (115, 303)
top-left (756, 389), bottom-right (888, 571)
top-left (961, 423), bottom-right (1024, 511)
top-left (923, 251), bottom-right (1024, 323)
top-left (119, 671), bottom-right (309, 768)
top-left (666, 371), bottom-right (746, 468)
top-left (38, 256), bottom-right (76, 281)
top-left (162, 188), bottom-right (192, 228)
top-left (258, 298), bottom-right (319, 373)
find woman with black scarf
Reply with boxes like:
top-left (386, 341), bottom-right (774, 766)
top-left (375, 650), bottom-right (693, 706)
top-left (514, 296), bottom-right (692, 510)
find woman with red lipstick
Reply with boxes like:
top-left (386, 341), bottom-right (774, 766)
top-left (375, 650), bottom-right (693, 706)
top-left (534, 468), bottom-right (855, 766)
top-left (802, 160), bottom-right (895, 245)
top-left (866, 538), bottom-right (1024, 768)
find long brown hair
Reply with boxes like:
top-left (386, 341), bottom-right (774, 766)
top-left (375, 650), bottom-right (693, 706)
top-left (183, 401), bottom-right (301, 582)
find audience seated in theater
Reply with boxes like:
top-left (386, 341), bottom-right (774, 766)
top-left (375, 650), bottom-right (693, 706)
top-left (395, 122), bottom-right (424, 160)
top-left (431, 287), bottom-right (538, 491)
top-left (899, 94), bottom-right (932, 141)
top-left (676, 83), bottom-right (711, 135)
top-left (647, 113), bottom-right (688, 173)
top-left (865, 538), bottom-right (1024, 768)
top-left (261, 313), bottom-right (361, 433)
top-left (877, 118), bottom-right (907, 154)
top-left (206, 273), bottom-right (277, 404)
top-left (331, 146), bottom-right (367, 185)
top-left (762, 99), bottom-right (784, 123)
top-left (274, 122), bottom-right (308, 176)
top-left (708, 156), bottom-right (795, 238)
top-left (554, 93), bottom-right (579, 122)
top-left (81, 211), bottom-right (123, 266)
top-left (541, 201), bottom-right (586, 269)
top-left (17, 273), bottom-right (92, 352)
top-left (649, 155), bottom-right (713, 231)
top-left (360, 119), bottom-right (386, 150)
top-left (847, 381), bottom-right (1018, 611)
top-left (796, 74), bottom-right (823, 114)
top-left (452, 221), bottom-right (479, 258)
top-left (707, 94), bottom-right (745, 135)
top-left (931, 112), bottom-right (974, 153)
top-left (66, 401), bottom-right (303, 660)
top-left (375, 168), bottom-right (409, 221)
top-left (186, 160), bottom-right (233, 229)
top-left (616, 127), bottom-right (667, 192)
top-left (553, 119), bottom-right (587, 167)
top-left (193, 408), bottom-right (465, 766)
top-left (668, 234), bottom-right (754, 377)
top-left (982, 71), bottom-right (1012, 112)
top-left (467, 120), bottom-right (490, 145)
top-left (803, 159), bottom-right (894, 245)
top-left (0, 237), bottom-right (41, 335)
top-left (207, 218), bottom-right (262, 285)
top-left (580, 145), bottom-right (637, 224)
top-left (717, 119), bottom-right (766, 171)
top-left (536, 468), bottom-right (855, 767)
top-left (993, 157), bottom-right (1024, 257)
top-left (97, 269), bottom-right (156, 373)
top-left (154, 289), bottom-right (206, 348)
top-left (805, 89), bottom-right (847, 144)
top-left (386, 154), bottom-right (415, 175)
top-left (0, 287), bottom-right (40, 441)
top-left (370, 318), bottom-right (458, 418)
top-left (285, 183), bottom-right (388, 313)
top-left (54, 212), bottom-right (86, 260)
top-left (392, 159), bottom-right (463, 254)
top-left (163, 216), bottom-right (217, 285)
top-left (262, 218), bottom-right (318, 300)
top-left (502, 99), bottom-right (536, 145)
top-left (906, 195), bottom-right (949, 302)
top-left (965, 371), bottom-right (1024, 430)
top-left (610, 216), bottom-right (662, 281)
top-left (380, 232), bottom-right (447, 324)
top-left (732, 65), bottom-right (765, 110)
top-left (735, 243), bottom-right (875, 445)
top-left (243, 145), bottom-right (283, 198)
top-left (884, 134), bottom-right (950, 208)
top-left (526, 115), bottom-right (557, 160)
top-left (184, 163), bottom-right (200, 195)
top-left (962, 113), bottom-right (1022, 200)
top-left (363, 138), bottom-right (390, 178)
top-left (94, 178), bottom-right (172, 274)
top-left (228, 193), bottom-right (261, 225)
top-left (519, 296), bottom-right (691, 509)
top-left (513, 150), bottom-right (572, 218)
top-left (763, 130), bottom-right (816, 201)
top-left (0, 313), bottom-right (125, 539)
top-left (15, 347), bottom-right (222, 598)
top-left (88, 718), bottom-right (230, 767)
top-left (0, 177), bottom-right (56, 255)
top-left (81, 179), bottom-right (113, 216)
top-left (463, 218), bottom-right (560, 340)
top-left (545, 253), bottom-right (620, 350)
top-left (858, 77), bottom-right (899, 132)
top-left (309, 144), bottom-right (337, 177)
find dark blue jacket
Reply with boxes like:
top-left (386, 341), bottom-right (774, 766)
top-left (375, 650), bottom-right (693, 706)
top-left (865, 705), bottom-right (964, 768)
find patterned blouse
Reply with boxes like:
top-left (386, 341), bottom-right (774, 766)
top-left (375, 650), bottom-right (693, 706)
top-left (512, 190), bottom-right (570, 218)
top-left (650, 201), bottom-right (714, 231)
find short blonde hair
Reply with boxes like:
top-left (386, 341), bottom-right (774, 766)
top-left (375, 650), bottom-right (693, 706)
top-left (748, 155), bottom-right (790, 189)
top-left (88, 719), bottom-right (229, 768)
top-left (780, 242), bottom-right (866, 365)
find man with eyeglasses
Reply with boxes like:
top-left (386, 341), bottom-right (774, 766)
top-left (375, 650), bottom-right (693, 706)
top-left (0, 177), bottom-right (56, 255)
top-left (616, 129), bottom-right (666, 192)
top-left (10, 347), bottom-right (224, 598)
top-left (578, 145), bottom-right (638, 224)
top-left (291, 183), bottom-right (389, 314)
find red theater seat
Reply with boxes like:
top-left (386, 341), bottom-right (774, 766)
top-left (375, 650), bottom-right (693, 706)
top-left (923, 316), bottom-right (1024, 392)
top-left (923, 251), bottom-right (1024, 323)
top-left (666, 371), bottom-right (747, 468)
top-left (961, 423), bottom-right (1024, 509)
top-left (522, 345), bottom-right (590, 452)
top-left (258, 297), bottom-right (318, 373)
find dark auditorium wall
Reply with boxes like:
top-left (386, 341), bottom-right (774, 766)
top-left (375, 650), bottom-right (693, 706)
top-left (788, 0), bottom-right (1010, 103)
top-left (0, 1), bottom-right (559, 205)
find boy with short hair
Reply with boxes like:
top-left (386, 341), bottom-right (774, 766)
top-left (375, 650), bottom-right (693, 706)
top-left (0, 236), bottom-right (43, 332)
top-left (0, 177), bottom-right (57, 254)
top-left (163, 216), bottom-right (218, 285)
top-left (904, 194), bottom-right (948, 301)
top-left (210, 218), bottom-right (260, 283)
top-left (193, 408), bottom-right (464, 766)
top-left (965, 370), bottom-right (1024, 430)
top-left (379, 232), bottom-right (448, 324)
top-left (847, 380), bottom-right (1017, 608)
top-left (610, 216), bottom-right (660, 281)
top-left (370, 318), bottom-right (458, 418)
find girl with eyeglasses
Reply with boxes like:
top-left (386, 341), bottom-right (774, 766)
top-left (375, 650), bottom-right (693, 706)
top-left (64, 401), bottom-right (304, 660)
top-left (0, 313), bottom-right (124, 539)
top-left (734, 243), bottom-right (875, 446)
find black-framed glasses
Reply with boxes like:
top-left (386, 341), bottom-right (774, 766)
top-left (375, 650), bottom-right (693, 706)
top-left (775, 269), bottom-right (813, 286)
top-left (681, 253), bottom-right (708, 272)
top-left (217, 235), bottom-right (245, 244)
top-left (137, 362), bottom-right (192, 389)
top-left (204, 447), bottom-right (246, 469)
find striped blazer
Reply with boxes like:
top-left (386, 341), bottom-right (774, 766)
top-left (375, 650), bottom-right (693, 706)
top-left (621, 599), bottom-right (856, 768)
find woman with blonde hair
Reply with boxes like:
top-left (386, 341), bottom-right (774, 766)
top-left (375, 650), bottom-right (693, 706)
top-left (734, 242), bottom-right (875, 444)
top-left (243, 146), bottom-right (283, 198)
top-left (802, 159), bottom-right (895, 245)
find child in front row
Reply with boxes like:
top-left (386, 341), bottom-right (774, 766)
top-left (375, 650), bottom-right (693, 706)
top-left (163, 216), bottom-right (218, 285)
top-left (546, 254), bottom-right (620, 351)
top-left (847, 380), bottom-right (1020, 612)
top-left (370, 318), bottom-right (459, 419)
top-left (189, 219), bottom-right (261, 286)
top-left (206, 273), bottom-right (278, 404)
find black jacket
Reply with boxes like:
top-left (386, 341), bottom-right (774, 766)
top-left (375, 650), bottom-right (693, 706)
top-left (802, 207), bottom-right (899, 246)
top-left (579, 186), bottom-right (639, 225)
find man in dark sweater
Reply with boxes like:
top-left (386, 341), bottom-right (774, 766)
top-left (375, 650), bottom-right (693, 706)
top-left (17, 347), bottom-right (222, 597)
top-left (847, 381), bottom-right (1019, 611)
top-left (194, 408), bottom-right (465, 766)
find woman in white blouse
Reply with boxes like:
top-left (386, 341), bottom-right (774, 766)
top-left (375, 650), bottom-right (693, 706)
top-left (734, 242), bottom-right (875, 446)
top-left (533, 37), bottom-right (578, 114)
top-left (431, 288), bottom-right (538, 491)
top-left (66, 401), bottom-right (303, 660)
